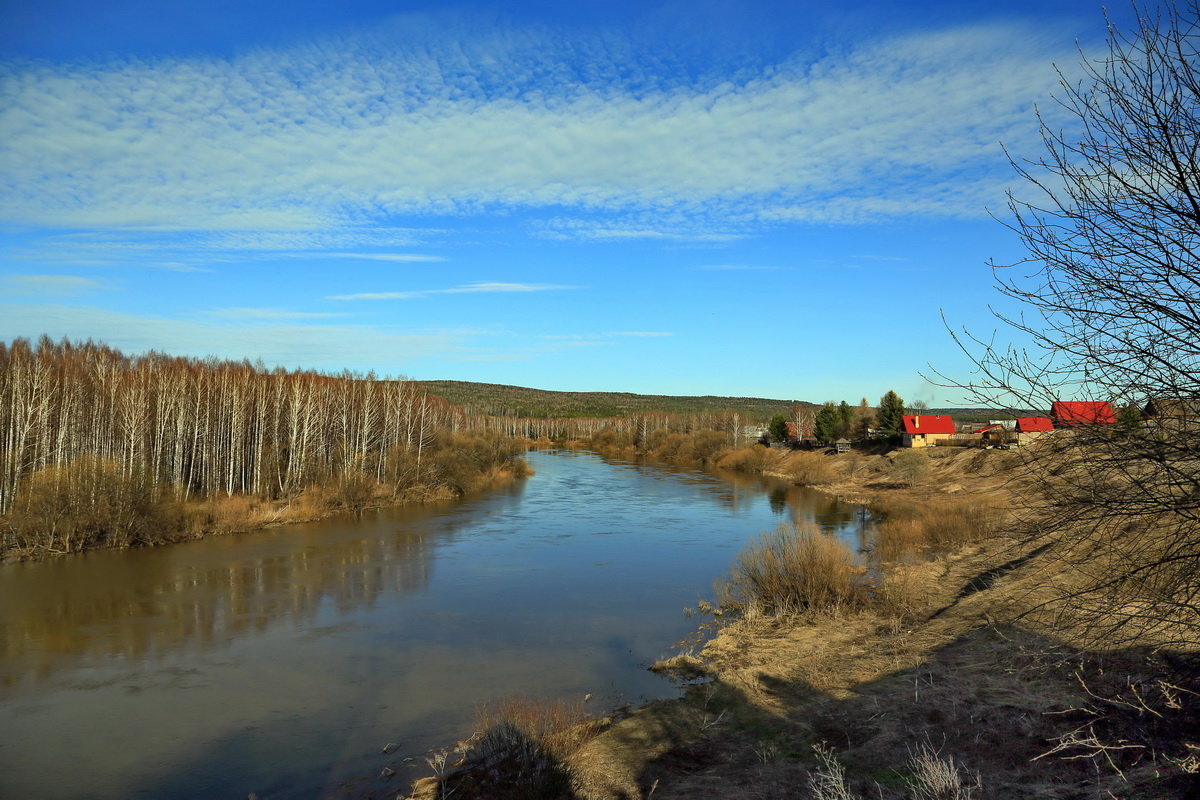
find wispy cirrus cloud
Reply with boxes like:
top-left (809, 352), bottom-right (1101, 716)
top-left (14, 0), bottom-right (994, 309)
top-left (328, 281), bottom-right (579, 301)
top-left (314, 253), bottom-right (445, 263)
top-left (0, 302), bottom-right (462, 369)
top-left (0, 17), bottom-right (1079, 240)
top-left (2, 274), bottom-right (108, 295)
top-left (206, 307), bottom-right (350, 320)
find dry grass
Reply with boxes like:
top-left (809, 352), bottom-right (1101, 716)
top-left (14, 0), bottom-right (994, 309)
top-left (409, 695), bottom-right (601, 800)
top-left (873, 494), bottom-right (1005, 560)
top-left (720, 521), bottom-right (864, 616)
top-left (716, 446), bottom-right (771, 472)
top-left (905, 742), bottom-right (980, 800)
top-left (474, 695), bottom-right (596, 757)
top-left (777, 451), bottom-right (837, 485)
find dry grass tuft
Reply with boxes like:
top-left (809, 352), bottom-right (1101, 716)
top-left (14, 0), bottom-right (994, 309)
top-left (412, 695), bottom-right (600, 800)
top-left (905, 742), bottom-right (980, 800)
top-left (474, 695), bottom-right (596, 757)
top-left (808, 742), bottom-right (857, 800)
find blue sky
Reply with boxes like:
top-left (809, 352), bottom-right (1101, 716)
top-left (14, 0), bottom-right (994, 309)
top-left (0, 0), bottom-right (1134, 405)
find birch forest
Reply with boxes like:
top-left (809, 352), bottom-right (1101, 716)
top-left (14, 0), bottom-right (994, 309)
top-left (0, 337), bottom-right (526, 555)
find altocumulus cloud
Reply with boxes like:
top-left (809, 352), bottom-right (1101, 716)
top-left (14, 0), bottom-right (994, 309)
top-left (0, 18), bottom-right (1079, 236)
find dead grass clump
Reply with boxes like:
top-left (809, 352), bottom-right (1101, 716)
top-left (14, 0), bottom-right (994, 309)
top-left (474, 695), bottom-right (596, 757)
top-left (905, 742), bottom-right (981, 800)
top-left (921, 495), bottom-right (1004, 551)
top-left (808, 742), bottom-right (857, 800)
top-left (415, 696), bottom-right (598, 800)
top-left (872, 495), bottom-right (1006, 558)
top-left (716, 445), bottom-right (770, 472)
top-left (198, 493), bottom-right (270, 534)
top-left (876, 518), bottom-right (927, 562)
top-left (780, 451), bottom-right (837, 485)
top-left (720, 521), bottom-right (863, 616)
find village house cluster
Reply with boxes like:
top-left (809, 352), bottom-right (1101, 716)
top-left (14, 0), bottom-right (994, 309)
top-left (898, 399), bottom-right (1189, 448)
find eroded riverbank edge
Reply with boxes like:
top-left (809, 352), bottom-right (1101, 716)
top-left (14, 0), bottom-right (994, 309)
top-left (405, 447), bottom-right (1198, 800)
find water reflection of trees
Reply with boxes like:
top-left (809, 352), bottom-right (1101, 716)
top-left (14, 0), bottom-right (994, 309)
top-left (0, 521), bottom-right (438, 689)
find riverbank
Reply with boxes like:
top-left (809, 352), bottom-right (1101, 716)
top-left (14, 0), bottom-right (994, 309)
top-left (406, 445), bottom-right (1199, 800)
top-left (0, 451), bottom-right (532, 563)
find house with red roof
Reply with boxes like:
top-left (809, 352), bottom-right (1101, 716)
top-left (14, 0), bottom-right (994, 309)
top-left (1051, 401), bottom-right (1116, 426)
top-left (1016, 416), bottom-right (1055, 444)
top-left (900, 414), bottom-right (956, 448)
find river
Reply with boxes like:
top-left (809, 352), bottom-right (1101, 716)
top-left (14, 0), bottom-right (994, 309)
top-left (0, 449), bottom-right (870, 800)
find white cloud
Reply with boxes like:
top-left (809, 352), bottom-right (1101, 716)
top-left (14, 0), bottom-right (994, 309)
top-left (610, 331), bottom-right (673, 337)
top-left (0, 303), bottom-right (461, 370)
top-left (0, 19), bottom-right (1079, 235)
top-left (2, 274), bottom-right (107, 295)
top-left (328, 282), bottom-right (578, 300)
top-left (318, 252), bottom-right (445, 262)
top-left (206, 307), bottom-right (350, 319)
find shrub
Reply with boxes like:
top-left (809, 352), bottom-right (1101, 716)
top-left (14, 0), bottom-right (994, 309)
top-left (720, 521), bottom-right (863, 616)
top-left (716, 445), bottom-right (769, 472)
top-left (781, 451), bottom-right (837, 485)
top-left (4, 456), bottom-right (175, 553)
top-left (891, 449), bottom-right (931, 485)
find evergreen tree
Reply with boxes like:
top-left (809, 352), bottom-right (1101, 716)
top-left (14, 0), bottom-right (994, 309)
top-left (837, 401), bottom-right (853, 438)
top-left (1116, 403), bottom-right (1143, 431)
top-left (767, 413), bottom-right (790, 443)
top-left (876, 390), bottom-right (905, 438)
top-left (813, 402), bottom-right (841, 443)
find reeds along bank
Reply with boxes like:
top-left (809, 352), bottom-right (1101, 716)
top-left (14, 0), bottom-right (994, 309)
top-left (0, 337), bottom-right (511, 517)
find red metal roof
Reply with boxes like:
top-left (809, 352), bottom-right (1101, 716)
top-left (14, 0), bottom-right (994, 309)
top-left (1051, 401), bottom-right (1115, 425)
top-left (901, 415), bottom-right (956, 434)
top-left (1017, 416), bottom-right (1054, 432)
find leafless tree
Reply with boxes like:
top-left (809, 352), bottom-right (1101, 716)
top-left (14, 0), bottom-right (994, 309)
top-left (948, 3), bottom-right (1200, 646)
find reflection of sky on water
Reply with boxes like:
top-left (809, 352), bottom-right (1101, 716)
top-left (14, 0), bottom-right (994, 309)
top-left (0, 449), bottom-right (871, 800)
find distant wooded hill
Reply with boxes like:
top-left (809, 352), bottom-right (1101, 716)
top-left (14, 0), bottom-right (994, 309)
top-left (416, 380), bottom-right (806, 420)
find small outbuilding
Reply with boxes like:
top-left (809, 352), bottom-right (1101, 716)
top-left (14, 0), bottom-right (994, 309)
top-left (901, 415), bottom-right (956, 448)
top-left (833, 438), bottom-right (851, 453)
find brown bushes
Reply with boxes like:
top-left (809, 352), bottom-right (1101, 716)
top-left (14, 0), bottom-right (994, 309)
top-left (717, 495), bottom-right (1007, 621)
top-left (720, 522), bottom-right (864, 616)
top-left (716, 445), bottom-right (770, 472)
top-left (413, 696), bottom-right (598, 800)
top-left (777, 450), bottom-right (837, 485)
top-left (2, 430), bottom-right (531, 557)
top-left (2, 456), bottom-right (179, 553)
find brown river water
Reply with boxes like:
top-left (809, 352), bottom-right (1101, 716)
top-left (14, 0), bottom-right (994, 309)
top-left (0, 449), bottom-right (870, 800)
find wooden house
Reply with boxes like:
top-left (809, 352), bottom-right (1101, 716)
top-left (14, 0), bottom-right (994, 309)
top-left (901, 415), bottom-right (956, 447)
